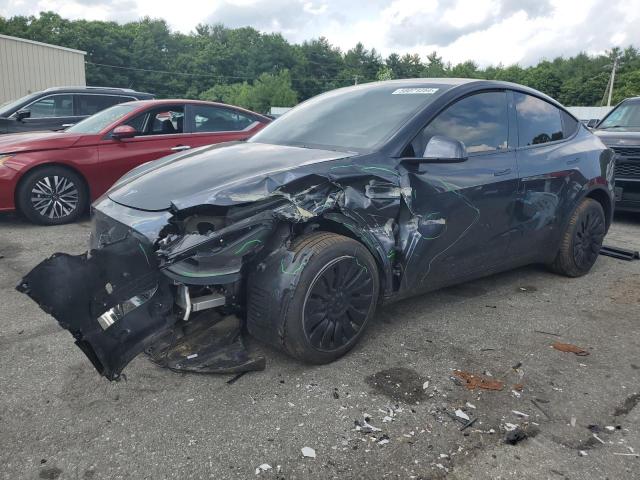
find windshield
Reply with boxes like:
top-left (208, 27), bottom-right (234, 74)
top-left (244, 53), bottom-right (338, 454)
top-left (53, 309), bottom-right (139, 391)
top-left (250, 83), bottom-right (447, 151)
top-left (598, 101), bottom-right (640, 129)
top-left (0, 93), bottom-right (39, 117)
top-left (67, 104), bottom-right (138, 134)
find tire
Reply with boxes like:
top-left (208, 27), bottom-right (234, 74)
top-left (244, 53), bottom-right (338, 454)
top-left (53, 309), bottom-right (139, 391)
top-left (17, 166), bottom-right (88, 225)
top-left (550, 198), bottom-right (605, 277)
top-left (248, 232), bottom-right (380, 364)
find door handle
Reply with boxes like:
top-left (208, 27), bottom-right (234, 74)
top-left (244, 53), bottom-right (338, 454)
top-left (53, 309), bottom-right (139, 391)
top-left (566, 158), bottom-right (580, 165)
top-left (171, 145), bottom-right (191, 151)
top-left (493, 168), bottom-right (512, 176)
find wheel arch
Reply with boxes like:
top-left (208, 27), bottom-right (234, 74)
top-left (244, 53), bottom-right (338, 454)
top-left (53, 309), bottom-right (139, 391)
top-left (584, 187), bottom-right (613, 231)
top-left (305, 215), bottom-right (394, 297)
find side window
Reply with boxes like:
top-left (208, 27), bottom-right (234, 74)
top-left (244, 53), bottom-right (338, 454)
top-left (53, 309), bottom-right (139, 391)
top-left (75, 95), bottom-right (124, 116)
top-left (410, 91), bottom-right (509, 156)
top-left (124, 106), bottom-right (184, 136)
top-left (28, 95), bottom-right (73, 118)
top-left (514, 92), bottom-right (564, 146)
top-left (192, 105), bottom-right (255, 132)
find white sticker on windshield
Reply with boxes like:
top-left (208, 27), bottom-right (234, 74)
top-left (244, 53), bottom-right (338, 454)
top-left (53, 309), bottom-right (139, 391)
top-left (392, 88), bottom-right (439, 95)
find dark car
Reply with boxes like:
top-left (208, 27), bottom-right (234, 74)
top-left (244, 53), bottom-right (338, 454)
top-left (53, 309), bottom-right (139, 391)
top-left (19, 79), bottom-right (615, 381)
top-left (0, 100), bottom-right (271, 225)
top-left (593, 96), bottom-right (640, 211)
top-left (0, 86), bottom-right (154, 134)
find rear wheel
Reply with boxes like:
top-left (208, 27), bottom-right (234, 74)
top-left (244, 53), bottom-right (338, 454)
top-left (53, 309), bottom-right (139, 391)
top-left (17, 166), bottom-right (88, 225)
top-left (550, 198), bottom-right (605, 277)
top-left (248, 232), bottom-right (380, 364)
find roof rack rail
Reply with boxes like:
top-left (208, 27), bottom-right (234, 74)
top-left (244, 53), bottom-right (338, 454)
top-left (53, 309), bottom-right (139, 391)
top-left (44, 86), bottom-right (137, 93)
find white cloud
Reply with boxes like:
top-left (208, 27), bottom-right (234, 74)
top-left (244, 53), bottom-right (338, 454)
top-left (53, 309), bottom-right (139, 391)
top-left (0, 0), bottom-right (637, 66)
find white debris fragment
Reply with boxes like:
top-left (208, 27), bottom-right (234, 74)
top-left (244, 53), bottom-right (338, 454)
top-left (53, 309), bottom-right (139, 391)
top-left (570, 416), bottom-right (577, 427)
top-left (255, 464), bottom-right (272, 474)
top-left (455, 409), bottom-right (470, 421)
top-left (579, 450), bottom-right (588, 457)
top-left (382, 416), bottom-right (393, 423)
top-left (301, 447), bottom-right (316, 458)
top-left (512, 410), bottom-right (529, 418)
top-left (504, 423), bottom-right (518, 431)
top-left (423, 381), bottom-right (430, 390)
top-left (378, 439), bottom-right (390, 445)
top-left (287, 402), bottom-right (295, 407)
top-left (466, 402), bottom-right (476, 409)
top-left (186, 353), bottom-right (198, 360)
top-left (605, 426), bottom-right (615, 431)
top-left (439, 454), bottom-right (449, 459)
top-left (511, 390), bottom-right (522, 398)
top-left (593, 434), bottom-right (606, 444)
top-left (186, 398), bottom-right (194, 402)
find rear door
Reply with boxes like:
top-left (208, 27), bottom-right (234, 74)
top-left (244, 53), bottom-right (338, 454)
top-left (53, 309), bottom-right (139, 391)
top-left (510, 91), bottom-right (584, 259)
top-left (184, 103), bottom-right (266, 147)
top-left (73, 94), bottom-right (136, 127)
top-left (96, 104), bottom-right (188, 194)
top-left (399, 90), bottom-right (520, 290)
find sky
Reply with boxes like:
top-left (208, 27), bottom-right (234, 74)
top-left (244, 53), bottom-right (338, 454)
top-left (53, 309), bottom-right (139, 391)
top-left (1, 0), bottom-right (639, 66)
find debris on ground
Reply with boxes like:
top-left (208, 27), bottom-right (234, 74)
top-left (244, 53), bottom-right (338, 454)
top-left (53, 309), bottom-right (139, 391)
top-left (455, 409), bottom-right (470, 421)
top-left (579, 450), bottom-right (588, 457)
top-left (255, 464), bottom-right (272, 474)
top-left (504, 425), bottom-right (540, 445)
top-left (452, 370), bottom-right (505, 391)
top-left (512, 410), bottom-right (529, 419)
top-left (354, 416), bottom-right (382, 433)
top-left (377, 434), bottom-right (390, 445)
top-left (599, 244), bottom-right (640, 261)
top-left (570, 416), bottom-right (577, 427)
top-left (301, 447), bottom-right (316, 458)
top-left (552, 342), bottom-right (590, 356)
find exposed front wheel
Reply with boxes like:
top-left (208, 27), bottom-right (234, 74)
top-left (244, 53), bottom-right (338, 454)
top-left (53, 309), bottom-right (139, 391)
top-left (247, 232), bottom-right (380, 364)
top-left (17, 166), bottom-right (88, 225)
top-left (550, 198), bottom-right (605, 277)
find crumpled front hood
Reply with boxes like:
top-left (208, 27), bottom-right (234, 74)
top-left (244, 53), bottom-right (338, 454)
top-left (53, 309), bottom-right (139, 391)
top-left (0, 131), bottom-right (84, 154)
top-left (108, 142), bottom-right (358, 211)
top-left (593, 130), bottom-right (640, 147)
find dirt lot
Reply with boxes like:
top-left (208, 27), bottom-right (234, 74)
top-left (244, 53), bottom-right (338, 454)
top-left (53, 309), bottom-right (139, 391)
top-left (1, 212), bottom-right (639, 479)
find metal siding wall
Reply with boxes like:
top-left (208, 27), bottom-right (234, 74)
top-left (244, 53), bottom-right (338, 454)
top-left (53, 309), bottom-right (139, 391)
top-left (0, 36), bottom-right (86, 103)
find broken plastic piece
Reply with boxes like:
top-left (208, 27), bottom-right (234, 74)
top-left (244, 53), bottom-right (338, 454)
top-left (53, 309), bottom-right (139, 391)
top-left (452, 370), bottom-right (505, 391)
top-left (552, 342), bottom-right (590, 356)
top-left (301, 447), bottom-right (316, 458)
top-left (255, 464), bottom-right (272, 474)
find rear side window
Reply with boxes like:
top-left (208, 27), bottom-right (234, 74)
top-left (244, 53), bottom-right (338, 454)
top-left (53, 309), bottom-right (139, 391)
top-left (75, 95), bottom-right (130, 116)
top-left (192, 105), bottom-right (255, 132)
top-left (410, 91), bottom-right (509, 156)
top-left (514, 92), bottom-right (563, 147)
top-left (28, 95), bottom-right (73, 118)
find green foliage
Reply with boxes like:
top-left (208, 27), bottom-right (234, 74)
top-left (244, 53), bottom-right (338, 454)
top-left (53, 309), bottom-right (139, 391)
top-left (200, 70), bottom-right (297, 113)
top-left (1, 11), bottom-right (639, 108)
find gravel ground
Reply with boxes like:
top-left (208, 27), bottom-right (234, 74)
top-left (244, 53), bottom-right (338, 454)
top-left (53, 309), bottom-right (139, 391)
top-left (0, 211), bottom-right (639, 480)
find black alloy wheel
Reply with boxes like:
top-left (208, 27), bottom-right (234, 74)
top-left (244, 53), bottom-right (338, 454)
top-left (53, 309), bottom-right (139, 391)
top-left (302, 255), bottom-right (375, 352)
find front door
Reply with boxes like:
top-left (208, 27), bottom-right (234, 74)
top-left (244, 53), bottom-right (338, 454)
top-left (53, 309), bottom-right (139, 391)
top-left (398, 90), bottom-right (519, 291)
top-left (96, 104), bottom-right (188, 195)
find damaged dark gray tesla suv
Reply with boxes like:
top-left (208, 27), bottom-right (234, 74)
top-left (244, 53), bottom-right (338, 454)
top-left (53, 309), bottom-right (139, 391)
top-left (18, 79), bottom-right (615, 381)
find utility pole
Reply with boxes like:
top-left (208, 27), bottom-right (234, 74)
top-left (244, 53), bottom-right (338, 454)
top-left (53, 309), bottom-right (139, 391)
top-left (607, 56), bottom-right (618, 107)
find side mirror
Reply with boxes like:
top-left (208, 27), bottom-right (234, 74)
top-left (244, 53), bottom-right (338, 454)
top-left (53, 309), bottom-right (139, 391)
top-left (111, 125), bottom-right (137, 140)
top-left (15, 109), bottom-right (30, 121)
top-left (586, 119), bottom-right (599, 128)
top-left (421, 135), bottom-right (468, 162)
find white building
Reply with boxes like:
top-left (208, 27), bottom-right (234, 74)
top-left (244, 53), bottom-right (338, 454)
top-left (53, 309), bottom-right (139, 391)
top-left (0, 34), bottom-right (86, 104)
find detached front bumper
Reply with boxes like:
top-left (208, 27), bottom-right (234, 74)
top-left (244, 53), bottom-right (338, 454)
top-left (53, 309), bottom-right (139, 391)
top-left (17, 230), bottom-right (176, 380)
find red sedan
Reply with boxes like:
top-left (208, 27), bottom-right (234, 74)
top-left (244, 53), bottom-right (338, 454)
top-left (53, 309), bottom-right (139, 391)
top-left (0, 99), bottom-right (271, 224)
